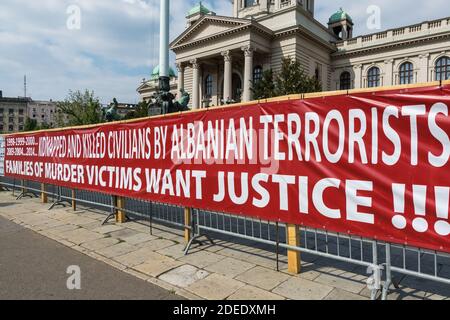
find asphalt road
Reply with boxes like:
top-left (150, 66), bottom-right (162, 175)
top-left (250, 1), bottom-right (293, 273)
top-left (0, 216), bottom-right (183, 300)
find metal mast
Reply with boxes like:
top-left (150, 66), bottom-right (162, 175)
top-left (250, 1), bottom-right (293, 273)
top-left (159, 0), bottom-right (170, 93)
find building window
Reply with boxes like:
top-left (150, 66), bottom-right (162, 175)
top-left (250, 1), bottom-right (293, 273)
top-left (435, 56), bottom-right (450, 81)
top-left (204, 75), bottom-right (213, 98)
top-left (19, 109), bottom-right (24, 115)
top-left (399, 62), bottom-right (414, 84)
top-left (339, 71), bottom-right (351, 90)
top-left (315, 63), bottom-right (322, 82)
top-left (367, 67), bottom-right (381, 88)
top-left (253, 66), bottom-right (263, 85)
top-left (244, 0), bottom-right (258, 7)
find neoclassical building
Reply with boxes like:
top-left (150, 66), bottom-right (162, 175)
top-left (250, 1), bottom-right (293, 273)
top-left (140, 1), bottom-right (450, 109)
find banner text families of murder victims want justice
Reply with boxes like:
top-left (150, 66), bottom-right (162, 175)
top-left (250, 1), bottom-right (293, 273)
top-left (2, 85), bottom-right (450, 252)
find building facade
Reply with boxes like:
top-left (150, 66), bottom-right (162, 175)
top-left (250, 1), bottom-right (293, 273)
top-left (160, 0), bottom-right (450, 109)
top-left (27, 100), bottom-right (59, 128)
top-left (0, 91), bottom-right (28, 133)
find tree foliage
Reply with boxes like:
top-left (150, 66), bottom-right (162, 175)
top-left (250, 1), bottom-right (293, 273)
top-left (252, 58), bottom-right (322, 100)
top-left (24, 118), bottom-right (39, 132)
top-left (123, 101), bottom-right (150, 120)
top-left (56, 90), bottom-right (103, 127)
top-left (22, 118), bottom-right (52, 132)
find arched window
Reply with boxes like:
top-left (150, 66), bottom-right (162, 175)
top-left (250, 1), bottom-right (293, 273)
top-left (435, 56), bottom-right (450, 81)
top-left (339, 71), bottom-right (351, 90)
top-left (253, 66), bottom-right (263, 85)
top-left (204, 75), bottom-right (213, 98)
top-left (367, 67), bottom-right (381, 88)
top-left (399, 62), bottom-right (414, 85)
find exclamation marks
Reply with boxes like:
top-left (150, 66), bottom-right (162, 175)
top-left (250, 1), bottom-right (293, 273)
top-left (392, 184), bottom-right (407, 230)
top-left (412, 185), bottom-right (428, 233)
top-left (392, 184), bottom-right (450, 236)
top-left (435, 187), bottom-right (450, 236)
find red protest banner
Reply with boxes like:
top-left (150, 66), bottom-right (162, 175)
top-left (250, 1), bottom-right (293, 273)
top-left (2, 84), bottom-right (450, 252)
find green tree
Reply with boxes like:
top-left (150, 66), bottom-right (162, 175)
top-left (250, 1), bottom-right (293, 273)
top-left (56, 90), bottom-right (103, 127)
top-left (252, 58), bottom-right (322, 100)
top-left (24, 118), bottom-right (39, 132)
top-left (123, 101), bottom-right (150, 120)
top-left (40, 122), bottom-right (52, 130)
top-left (251, 70), bottom-right (276, 100)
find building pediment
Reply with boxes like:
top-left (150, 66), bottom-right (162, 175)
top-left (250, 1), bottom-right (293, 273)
top-left (170, 15), bottom-right (273, 51)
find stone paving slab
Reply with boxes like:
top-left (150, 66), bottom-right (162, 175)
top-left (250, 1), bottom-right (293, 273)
top-left (227, 285), bottom-right (285, 300)
top-left (186, 274), bottom-right (245, 300)
top-left (179, 250), bottom-right (226, 269)
top-left (122, 233), bottom-right (157, 245)
top-left (314, 273), bottom-right (367, 294)
top-left (157, 244), bottom-right (188, 259)
top-left (93, 225), bottom-right (125, 234)
top-left (159, 265), bottom-right (209, 288)
top-left (114, 247), bottom-right (167, 267)
top-left (272, 277), bottom-right (334, 300)
top-left (136, 238), bottom-right (177, 251)
top-left (235, 266), bottom-right (291, 291)
top-left (204, 257), bottom-right (255, 278)
top-left (95, 242), bottom-right (138, 259)
top-left (133, 258), bottom-right (183, 278)
top-left (81, 237), bottom-right (120, 251)
top-left (324, 288), bottom-right (369, 300)
top-left (108, 228), bottom-right (141, 239)
top-left (58, 228), bottom-right (105, 245)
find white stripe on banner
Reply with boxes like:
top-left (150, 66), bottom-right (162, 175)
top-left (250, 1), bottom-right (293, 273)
top-left (0, 136), bottom-right (5, 177)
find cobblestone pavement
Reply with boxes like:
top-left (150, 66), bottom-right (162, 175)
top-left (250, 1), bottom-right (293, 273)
top-left (0, 191), bottom-right (448, 300)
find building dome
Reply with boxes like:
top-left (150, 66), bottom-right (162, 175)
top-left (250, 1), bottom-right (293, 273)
top-left (186, 1), bottom-right (212, 17)
top-left (150, 65), bottom-right (176, 80)
top-left (329, 8), bottom-right (353, 24)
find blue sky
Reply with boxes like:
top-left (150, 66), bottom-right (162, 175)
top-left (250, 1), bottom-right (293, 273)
top-left (0, 0), bottom-right (447, 103)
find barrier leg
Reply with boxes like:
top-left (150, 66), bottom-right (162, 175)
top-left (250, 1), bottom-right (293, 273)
top-left (41, 183), bottom-right (48, 204)
top-left (116, 196), bottom-right (126, 223)
top-left (286, 224), bottom-right (301, 274)
top-left (184, 207), bottom-right (192, 243)
top-left (71, 189), bottom-right (76, 211)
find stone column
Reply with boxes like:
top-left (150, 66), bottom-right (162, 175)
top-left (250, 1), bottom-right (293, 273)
top-left (190, 59), bottom-right (200, 109)
top-left (176, 63), bottom-right (184, 99)
top-left (353, 64), bottom-right (362, 89)
top-left (384, 59), bottom-right (394, 86)
top-left (222, 51), bottom-right (233, 103)
top-left (242, 45), bottom-right (255, 102)
top-left (418, 54), bottom-right (430, 83)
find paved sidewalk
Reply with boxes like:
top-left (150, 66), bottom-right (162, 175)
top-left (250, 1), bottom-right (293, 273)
top-left (0, 215), bottom-right (182, 300)
top-left (0, 191), bottom-right (448, 300)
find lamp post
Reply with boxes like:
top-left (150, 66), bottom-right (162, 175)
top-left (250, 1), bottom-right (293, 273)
top-left (159, 0), bottom-right (171, 108)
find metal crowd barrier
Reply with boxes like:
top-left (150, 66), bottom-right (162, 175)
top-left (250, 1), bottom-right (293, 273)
top-left (0, 176), bottom-right (449, 300)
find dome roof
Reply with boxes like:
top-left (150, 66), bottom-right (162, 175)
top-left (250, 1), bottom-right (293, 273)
top-left (187, 1), bottom-right (212, 17)
top-left (329, 8), bottom-right (353, 24)
top-left (150, 65), bottom-right (176, 80)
